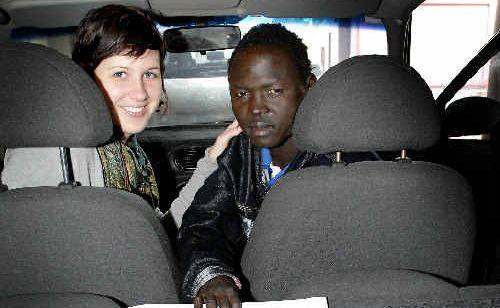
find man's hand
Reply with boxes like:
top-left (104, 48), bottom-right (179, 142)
top-left (194, 276), bottom-right (241, 308)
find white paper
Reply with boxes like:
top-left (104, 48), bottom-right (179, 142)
top-left (130, 296), bottom-right (328, 308)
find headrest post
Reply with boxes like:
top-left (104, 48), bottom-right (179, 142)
top-left (395, 149), bottom-right (412, 163)
top-left (334, 151), bottom-right (345, 164)
top-left (58, 147), bottom-right (78, 187)
top-left (401, 149), bottom-right (408, 159)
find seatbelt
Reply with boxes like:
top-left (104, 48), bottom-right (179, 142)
top-left (0, 146), bottom-right (7, 191)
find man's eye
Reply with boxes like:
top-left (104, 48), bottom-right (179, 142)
top-left (267, 88), bottom-right (283, 97)
top-left (235, 91), bottom-right (248, 98)
top-left (144, 71), bottom-right (158, 79)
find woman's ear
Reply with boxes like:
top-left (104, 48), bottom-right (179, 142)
top-left (157, 90), bottom-right (168, 114)
top-left (306, 73), bottom-right (317, 91)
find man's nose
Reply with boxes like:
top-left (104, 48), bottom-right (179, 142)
top-left (250, 92), bottom-right (268, 115)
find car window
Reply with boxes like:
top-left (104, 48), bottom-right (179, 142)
top-left (9, 16), bottom-right (387, 128)
top-left (11, 27), bottom-right (75, 57)
top-left (411, 0), bottom-right (498, 101)
top-left (149, 16), bottom-right (387, 127)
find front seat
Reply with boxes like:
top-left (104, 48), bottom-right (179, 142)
top-left (0, 42), bottom-right (179, 306)
top-left (241, 55), bottom-right (476, 305)
top-left (444, 96), bottom-right (500, 284)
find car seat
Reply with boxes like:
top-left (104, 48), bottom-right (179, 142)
top-left (0, 42), bottom-right (179, 306)
top-left (241, 55), bottom-right (477, 304)
top-left (0, 293), bottom-right (127, 308)
top-left (444, 96), bottom-right (500, 284)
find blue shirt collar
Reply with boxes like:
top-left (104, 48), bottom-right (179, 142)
top-left (260, 147), bottom-right (290, 188)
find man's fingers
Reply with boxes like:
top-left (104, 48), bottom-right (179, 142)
top-left (194, 296), bottom-right (203, 308)
top-left (195, 276), bottom-right (241, 308)
top-left (216, 294), bottom-right (231, 308)
top-left (205, 298), bottom-right (218, 308)
top-left (231, 300), bottom-right (242, 308)
top-left (229, 292), bottom-right (242, 308)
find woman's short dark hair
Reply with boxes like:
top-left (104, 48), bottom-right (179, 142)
top-left (228, 23), bottom-right (312, 84)
top-left (72, 4), bottom-right (165, 78)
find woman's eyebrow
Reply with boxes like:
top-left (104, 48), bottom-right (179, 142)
top-left (108, 66), bottom-right (128, 70)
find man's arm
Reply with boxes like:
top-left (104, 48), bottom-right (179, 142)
top-left (177, 155), bottom-right (244, 307)
top-left (170, 120), bottom-right (242, 228)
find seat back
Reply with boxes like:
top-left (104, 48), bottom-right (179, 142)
top-left (0, 293), bottom-right (125, 308)
top-left (0, 42), bottom-right (179, 305)
top-left (444, 96), bottom-right (500, 284)
top-left (241, 55), bottom-right (475, 300)
top-left (0, 187), bottom-right (179, 305)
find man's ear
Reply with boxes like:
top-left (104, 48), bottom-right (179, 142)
top-left (305, 73), bottom-right (317, 91)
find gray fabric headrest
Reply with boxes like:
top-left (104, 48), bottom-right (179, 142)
top-left (445, 97), bottom-right (500, 137)
top-left (294, 55), bottom-right (441, 153)
top-left (0, 42), bottom-right (113, 147)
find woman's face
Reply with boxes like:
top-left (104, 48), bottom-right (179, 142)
top-left (94, 49), bottom-right (162, 139)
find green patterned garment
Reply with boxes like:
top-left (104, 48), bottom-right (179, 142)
top-left (97, 136), bottom-right (159, 209)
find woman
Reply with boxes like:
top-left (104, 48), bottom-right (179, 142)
top-left (2, 5), bottom-right (164, 209)
top-left (1, 4), bottom-right (241, 214)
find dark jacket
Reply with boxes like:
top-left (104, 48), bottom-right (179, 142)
top-left (177, 134), bottom-right (376, 301)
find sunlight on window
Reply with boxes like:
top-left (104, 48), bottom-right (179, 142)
top-left (151, 16), bottom-right (386, 127)
top-left (411, 0), bottom-right (497, 99)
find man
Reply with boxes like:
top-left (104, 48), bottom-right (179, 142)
top-left (178, 24), bottom-right (371, 308)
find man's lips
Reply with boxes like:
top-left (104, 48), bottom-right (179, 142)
top-left (247, 122), bottom-right (274, 137)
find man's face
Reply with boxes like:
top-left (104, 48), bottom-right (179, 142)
top-left (229, 46), bottom-right (310, 148)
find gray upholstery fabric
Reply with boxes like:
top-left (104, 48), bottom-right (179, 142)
top-left (289, 274), bottom-right (500, 308)
top-left (293, 55), bottom-right (440, 153)
top-left (287, 269), bottom-right (459, 307)
top-left (445, 96), bottom-right (500, 136)
top-left (245, 0), bottom-right (379, 18)
top-left (460, 284), bottom-right (500, 298)
top-left (0, 145), bottom-right (5, 190)
top-left (0, 42), bottom-right (112, 148)
top-left (241, 161), bottom-right (475, 300)
top-left (0, 293), bottom-right (124, 308)
top-left (0, 186), bottom-right (179, 305)
top-left (288, 271), bottom-right (500, 307)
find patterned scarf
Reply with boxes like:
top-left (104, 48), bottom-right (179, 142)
top-left (97, 136), bottom-right (159, 209)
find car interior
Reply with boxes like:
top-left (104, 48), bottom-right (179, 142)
top-left (1, 0), bottom-right (500, 307)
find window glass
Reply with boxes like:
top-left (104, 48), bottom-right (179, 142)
top-left (10, 16), bottom-right (387, 128)
top-left (411, 0), bottom-right (497, 101)
top-left (149, 16), bottom-right (386, 127)
top-left (11, 27), bottom-right (75, 57)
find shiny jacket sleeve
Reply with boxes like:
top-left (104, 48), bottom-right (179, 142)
top-left (177, 143), bottom-right (245, 302)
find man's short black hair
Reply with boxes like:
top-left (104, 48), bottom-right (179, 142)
top-left (228, 23), bottom-right (312, 84)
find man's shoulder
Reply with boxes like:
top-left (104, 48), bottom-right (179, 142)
top-left (228, 133), bottom-right (251, 150)
top-left (291, 151), bottom-right (333, 170)
top-left (218, 134), bottom-right (254, 165)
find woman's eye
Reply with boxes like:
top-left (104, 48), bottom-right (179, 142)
top-left (112, 71), bottom-right (126, 78)
top-left (144, 71), bottom-right (158, 79)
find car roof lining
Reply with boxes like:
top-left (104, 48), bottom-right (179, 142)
top-left (0, 0), bottom-right (424, 29)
